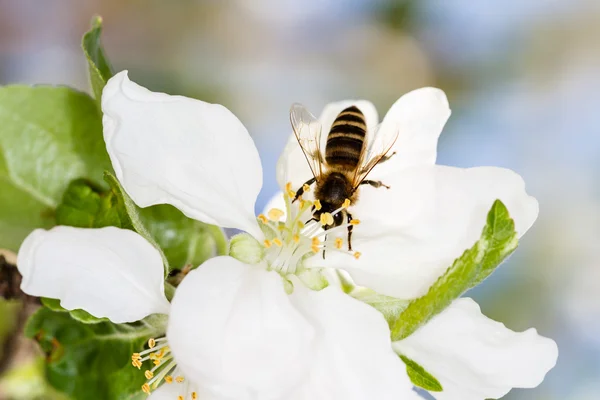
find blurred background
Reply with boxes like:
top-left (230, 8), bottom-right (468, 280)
top-left (1, 0), bottom-right (599, 398)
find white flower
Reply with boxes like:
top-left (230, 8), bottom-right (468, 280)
top-left (17, 71), bottom-right (419, 400)
top-left (275, 90), bottom-right (540, 299)
top-left (270, 90), bottom-right (557, 399)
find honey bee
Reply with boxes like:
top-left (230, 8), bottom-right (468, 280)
top-left (290, 103), bottom-right (399, 253)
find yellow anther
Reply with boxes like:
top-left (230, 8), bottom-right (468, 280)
top-left (303, 183), bottom-right (311, 193)
top-left (132, 353), bottom-right (140, 359)
top-left (264, 239), bottom-right (272, 248)
top-left (286, 182), bottom-right (293, 193)
top-left (342, 198), bottom-right (351, 209)
top-left (273, 238), bottom-right (283, 247)
top-left (277, 224), bottom-right (286, 231)
top-left (297, 221), bottom-right (305, 229)
top-left (142, 384), bottom-right (151, 395)
top-left (311, 246), bottom-right (320, 254)
top-left (314, 200), bottom-right (322, 210)
top-left (165, 376), bottom-right (173, 384)
top-left (287, 189), bottom-right (296, 198)
top-left (312, 237), bottom-right (320, 246)
top-left (293, 234), bottom-right (300, 243)
top-left (148, 338), bottom-right (156, 349)
top-left (257, 214), bottom-right (268, 224)
top-left (178, 396), bottom-right (184, 400)
top-left (335, 237), bottom-right (343, 249)
top-left (350, 219), bottom-right (360, 225)
top-left (153, 359), bottom-right (161, 366)
top-left (132, 359), bottom-right (142, 369)
top-left (144, 370), bottom-right (154, 379)
top-left (176, 376), bottom-right (185, 383)
top-left (268, 208), bottom-right (284, 221)
top-left (320, 212), bottom-right (334, 226)
top-left (192, 392), bottom-right (198, 400)
top-left (354, 252), bottom-right (362, 260)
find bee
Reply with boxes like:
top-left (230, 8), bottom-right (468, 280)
top-left (290, 103), bottom-right (399, 253)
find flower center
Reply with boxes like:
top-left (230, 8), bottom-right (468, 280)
top-left (257, 182), bottom-right (361, 274)
top-left (132, 337), bottom-right (198, 399)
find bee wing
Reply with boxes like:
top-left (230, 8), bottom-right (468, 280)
top-left (352, 122), bottom-right (399, 187)
top-left (290, 103), bottom-right (325, 179)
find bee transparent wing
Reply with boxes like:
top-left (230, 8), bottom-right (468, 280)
top-left (290, 103), bottom-right (325, 179)
top-left (352, 121), bottom-right (399, 187)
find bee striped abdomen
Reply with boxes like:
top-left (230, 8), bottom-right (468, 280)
top-left (325, 106), bottom-right (366, 167)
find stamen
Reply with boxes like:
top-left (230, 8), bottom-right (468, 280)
top-left (142, 384), bottom-right (151, 394)
top-left (303, 183), bottom-right (311, 193)
top-left (192, 392), bottom-right (198, 400)
top-left (314, 200), bottom-right (322, 210)
top-left (354, 252), bottom-right (362, 259)
top-left (257, 214), bottom-right (268, 224)
top-left (320, 213), bottom-right (334, 226)
top-left (285, 182), bottom-right (293, 192)
top-left (176, 376), bottom-right (185, 383)
top-left (350, 219), bottom-right (360, 225)
top-left (268, 208), bottom-right (284, 221)
top-left (273, 238), bottom-right (283, 247)
top-left (145, 370), bottom-right (154, 379)
top-left (264, 239), bottom-right (272, 248)
top-left (178, 396), bottom-right (184, 400)
top-left (165, 376), bottom-right (173, 384)
top-left (293, 234), bottom-right (300, 243)
top-left (148, 338), bottom-right (156, 349)
top-left (335, 237), bottom-right (343, 249)
top-left (342, 198), bottom-right (351, 208)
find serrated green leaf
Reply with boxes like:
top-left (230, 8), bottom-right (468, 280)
top-left (41, 298), bottom-right (67, 312)
top-left (25, 307), bottom-right (162, 400)
top-left (0, 85), bottom-right (111, 251)
top-left (82, 16), bottom-right (113, 107)
top-left (350, 288), bottom-right (409, 327)
top-left (398, 354), bottom-right (443, 392)
top-left (391, 200), bottom-right (518, 341)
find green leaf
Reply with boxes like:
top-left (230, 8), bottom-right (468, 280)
top-left (398, 354), bottom-right (443, 392)
top-left (25, 307), bottom-right (162, 400)
top-left (139, 205), bottom-right (228, 270)
top-left (55, 178), bottom-right (130, 229)
top-left (82, 16), bottom-right (113, 106)
top-left (390, 200), bottom-right (518, 341)
top-left (0, 85), bottom-right (111, 251)
top-left (350, 288), bottom-right (409, 327)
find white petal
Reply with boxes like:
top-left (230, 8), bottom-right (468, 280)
top-left (276, 100), bottom-right (378, 191)
top-left (309, 165), bottom-right (539, 299)
top-left (393, 298), bottom-right (558, 400)
top-left (288, 282), bottom-right (414, 400)
top-left (167, 256), bottom-right (316, 399)
top-left (17, 226), bottom-right (169, 323)
top-left (102, 71), bottom-right (263, 238)
top-left (375, 87), bottom-right (450, 175)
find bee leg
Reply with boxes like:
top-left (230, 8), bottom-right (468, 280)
top-left (293, 177), bottom-right (317, 203)
top-left (322, 233), bottom-right (327, 259)
top-left (377, 151), bottom-right (396, 165)
top-left (360, 180), bottom-right (390, 190)
top-left (346, 212), bottom-right (354, 251)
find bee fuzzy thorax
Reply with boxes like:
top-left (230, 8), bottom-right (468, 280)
top-left (257, 183), bottom-right (361, 274)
